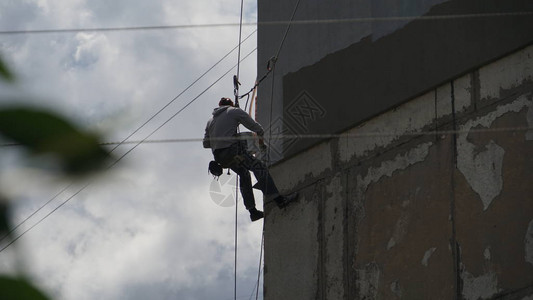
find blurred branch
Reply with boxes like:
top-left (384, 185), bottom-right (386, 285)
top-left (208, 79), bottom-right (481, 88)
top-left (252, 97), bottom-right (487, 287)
top-left (0, 55), bottom-right (14, 82)
top-left (0, 107), bottom-right (111, 175)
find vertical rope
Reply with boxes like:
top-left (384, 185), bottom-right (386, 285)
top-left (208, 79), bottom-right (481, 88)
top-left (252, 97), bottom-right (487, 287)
top-left (266, 0), bottom-right (302, 164)
top-left (234, 175), bottom-right (239, 300)
top-left (237, 0), bottom-right (244, 79)
top-left (275, 0), bottom-right (302, 59)
top-left (255, 228), bottom-right (264, 300)
top-left (241, 1), bottom-right (303, 298)
top-left (235, 0), bottom-right (245, 106)
top-left (252, 1), bottom-right (303, 298)
top-left (234, 1), bottom-right (245, 299)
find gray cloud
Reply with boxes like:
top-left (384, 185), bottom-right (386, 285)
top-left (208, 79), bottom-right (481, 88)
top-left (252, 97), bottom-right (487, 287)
top-left (0, 1), bottom-right (264, 299)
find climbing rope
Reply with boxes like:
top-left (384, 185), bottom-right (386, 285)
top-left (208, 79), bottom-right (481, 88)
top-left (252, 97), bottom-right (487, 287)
top-left (251, 0), bottom-right (303, 298)
top-left (233, 1), bottom-right (246, 299)
top-left (234, 0), bottom-right (245, 107)
top-left (231, 0), bottom-right (303, 298)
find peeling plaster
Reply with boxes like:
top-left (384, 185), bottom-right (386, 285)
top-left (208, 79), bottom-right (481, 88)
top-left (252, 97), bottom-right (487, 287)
top-left (461, 140), bottom-right (504, 210)
top-left (479, 45), bottom-right (533, 100)
top-left (390, 280), bottom-right (403, 298)
top-left (527, 103), bottom-right (533, 141)
top-left (352, 143), bottom-right (432, 298)
top-left (270, 141), bottom-right (332, 191)
top-left (484, 246), bottom-right (491, 261)
top-left (324, 174), bottom-right (345, 300)
top-left (356, 262), bottom-right (380, 299)
top-left (387, 214), bottom-right (410, 250)
top-left (461, 268), bottom-right (500, 300)
top-left (422, 247), bottom-right (437, 267)
top-left (339, 94), bottom-right (435, 161)
top-left (356, 142), bottom-right (433, 199)
top-left (339, 74), bottom-right (471, 162)
top-left (526, 219), bottom-right (533, 265)
top-left (457, 95), bottom-right (532, 210)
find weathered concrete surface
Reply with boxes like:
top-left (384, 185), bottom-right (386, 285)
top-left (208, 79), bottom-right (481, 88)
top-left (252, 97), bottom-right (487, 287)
top-left (264, 189), bottom-right (319, 300)
top-left (338, 72), bottom-right (471, 164)
top-left (456, 95), bottom-right (531, 211)
top-left (351, 136), bottom-right (455, 299)
top-left (526, 220), bottom-right (533, 265)
top-left (269, 140), bottom-right (333, 192)
top-left (455, 98), bottom-right (533, 299)
top-left (323, 173), bottom-right (346, 300)
top-left (479, 45), bottom-right (533, 102)
top-left (263, 44), bottom-right (533, 299)
top-left (278, 0), bottom-right (533, 159)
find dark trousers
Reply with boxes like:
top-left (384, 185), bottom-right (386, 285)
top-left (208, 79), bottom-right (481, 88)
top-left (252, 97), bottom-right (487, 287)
top-left (213, 142), bottom-right (279, 210)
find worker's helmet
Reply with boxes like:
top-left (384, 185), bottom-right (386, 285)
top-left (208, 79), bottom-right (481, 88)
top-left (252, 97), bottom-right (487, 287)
top-left (219, 97), bottom-right (234, 107)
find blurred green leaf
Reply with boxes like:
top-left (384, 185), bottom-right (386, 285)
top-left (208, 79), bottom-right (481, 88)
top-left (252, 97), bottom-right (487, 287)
top-left (0, 276), bottom-right (51, 300)
top-left (0, 56), bottom-right (14, 82)
top-left (0, 107), bottom-right (110, 174)
top-left (0, 198), bottom-right (10, 240)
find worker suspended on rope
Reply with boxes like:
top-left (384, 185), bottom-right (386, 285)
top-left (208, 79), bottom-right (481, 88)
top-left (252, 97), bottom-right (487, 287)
top-left (203, 97), bottom-right (297, 222)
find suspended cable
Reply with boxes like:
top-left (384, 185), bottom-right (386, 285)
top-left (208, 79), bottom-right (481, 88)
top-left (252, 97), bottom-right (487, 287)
top-left (2, 125), bottom-right (531, 149)
top-left (265, 0), bottom-right (302, 164)
top-left (1, 123), bottom-right (531, 251)
top-left (0, 47), bottom-right (258, 254)
top-left (0, 11), bottom-right (531, 35)
top-left (1, 5), bottom-right (528, 297)
top-left (0, 31), bottom-right (256, 245)
top-left (236, 0), bottom-right (245, 88)
top-left (0, 180), bottom-right (93, 253)
top-left (109, 29), bottom-right (256, 153)
top-left (234, 2), bottom-right (246, 299)
top-left (0, 183), bottom-right (73, 243)
top-left (234, 175), bottom-right (239, 300)
top-left (254, 230), bottom-right (264, 300)
top-left (251, 1), bottom-right (302, 299)
top-left (274, 0), bottom-right (302, 59)
top-left (1, 1), bottom-right (529, 286)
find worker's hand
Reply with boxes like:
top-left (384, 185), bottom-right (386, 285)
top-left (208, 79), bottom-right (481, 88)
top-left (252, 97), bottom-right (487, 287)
top-left (258, 136), bottom-right (267, 151)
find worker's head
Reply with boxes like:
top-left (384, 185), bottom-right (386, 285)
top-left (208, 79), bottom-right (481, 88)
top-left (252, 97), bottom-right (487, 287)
top-left (219, 97), bottom-right (234, 107)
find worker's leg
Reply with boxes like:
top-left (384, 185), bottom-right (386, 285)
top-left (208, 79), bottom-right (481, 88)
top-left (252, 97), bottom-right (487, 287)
top-left (214, 146), bottom-right (257, 210)
top-left (241, 153), bottom-right (280, 199)
top-left (241, 152), bottom-right (298, 208)
top-left (230, 164), bottom-right (256, 210)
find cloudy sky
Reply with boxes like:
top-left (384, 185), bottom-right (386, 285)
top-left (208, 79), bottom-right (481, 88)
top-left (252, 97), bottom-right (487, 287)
top-left (0, 1), bottom-right (265, 299)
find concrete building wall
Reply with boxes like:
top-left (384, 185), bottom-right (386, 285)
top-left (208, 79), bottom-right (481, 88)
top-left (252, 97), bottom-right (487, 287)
top-left (263, 45), bottom-right (533, 299)
top-left (257, 0), bottom-right (533, 162)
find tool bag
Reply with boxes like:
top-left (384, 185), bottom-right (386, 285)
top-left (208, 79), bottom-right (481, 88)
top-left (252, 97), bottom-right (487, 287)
top-left (208, 160), bottom-right (223, 179)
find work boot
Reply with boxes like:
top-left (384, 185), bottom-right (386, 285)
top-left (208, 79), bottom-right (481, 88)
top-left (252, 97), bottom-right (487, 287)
top-left (275, 192), bottom-right (298, 208)
top-left (249, 208), bottom-right (264, 222)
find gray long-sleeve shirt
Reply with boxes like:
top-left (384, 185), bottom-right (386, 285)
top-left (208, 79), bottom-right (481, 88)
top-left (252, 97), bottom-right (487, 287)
top-left (203, 105), bottom-right (264, 150)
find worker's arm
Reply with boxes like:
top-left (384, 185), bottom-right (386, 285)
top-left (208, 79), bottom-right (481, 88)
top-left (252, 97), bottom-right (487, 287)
top-left (257, 135), bottom-right (266, 150)
top-left (234, 108), bottom-right (267, 150)
top-left (235, 108), bottom-right (264, 136)
top-left (202, 122), bottom-right (211, 148)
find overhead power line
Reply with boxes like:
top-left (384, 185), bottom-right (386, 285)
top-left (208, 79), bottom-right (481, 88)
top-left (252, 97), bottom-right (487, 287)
top-left (0, 31), bottom-right (257, 251)
top-left (0, 29), bottom-right (256, 244)
top-left (2, 125), bottom-right (532, 148)
top-left (0, 47), bottom-right (258, 254)
top-left (0, 11), bottom-right (531, 35)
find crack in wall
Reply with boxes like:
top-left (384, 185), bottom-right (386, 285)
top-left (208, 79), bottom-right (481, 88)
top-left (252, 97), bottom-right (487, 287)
top-left (526, 219), bottom-right (533, 266)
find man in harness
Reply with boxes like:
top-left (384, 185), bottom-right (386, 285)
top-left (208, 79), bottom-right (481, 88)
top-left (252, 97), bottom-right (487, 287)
top-left (203, 97), bottom-right (297, 222)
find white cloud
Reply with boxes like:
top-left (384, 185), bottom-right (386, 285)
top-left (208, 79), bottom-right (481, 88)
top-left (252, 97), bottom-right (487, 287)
top-left (1, 1), bottom-right (264, 299)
